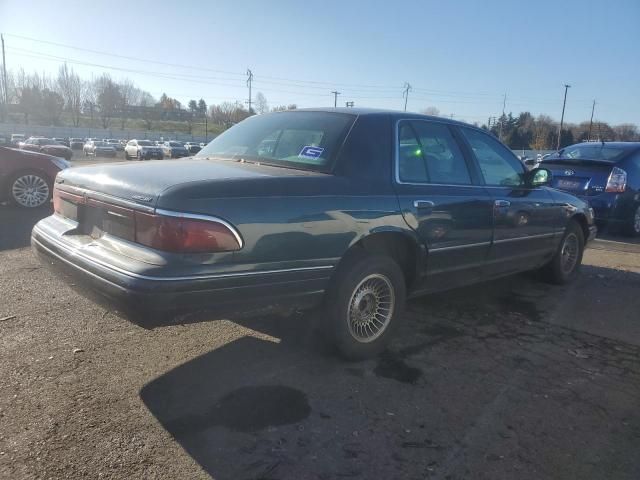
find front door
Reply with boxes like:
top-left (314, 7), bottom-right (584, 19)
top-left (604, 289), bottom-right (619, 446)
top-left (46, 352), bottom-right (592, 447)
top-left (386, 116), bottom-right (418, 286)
top-left (393, 120), bottom-right (494, 292)
top-left (458, 127), bottom-right (558, 276)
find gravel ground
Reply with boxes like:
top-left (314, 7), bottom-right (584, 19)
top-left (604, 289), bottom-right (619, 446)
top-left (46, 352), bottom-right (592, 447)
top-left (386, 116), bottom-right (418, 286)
top-left (1, 190), bottom-right (640, 479)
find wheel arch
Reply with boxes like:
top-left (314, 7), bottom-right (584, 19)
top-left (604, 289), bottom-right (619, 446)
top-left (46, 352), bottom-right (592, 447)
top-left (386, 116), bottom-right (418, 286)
top-left (570, 213), bottom-right (590, 241)
top-left (334, 227), bottom-right (425, 291)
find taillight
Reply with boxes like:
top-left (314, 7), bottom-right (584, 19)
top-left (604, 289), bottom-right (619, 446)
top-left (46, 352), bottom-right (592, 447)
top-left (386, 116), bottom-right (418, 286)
top-left (53, 186), bottom-right (84, 215)
top-left (134, 211), bottom-right (242, 253)
top-left (605, 167), bottom-right (627, 193)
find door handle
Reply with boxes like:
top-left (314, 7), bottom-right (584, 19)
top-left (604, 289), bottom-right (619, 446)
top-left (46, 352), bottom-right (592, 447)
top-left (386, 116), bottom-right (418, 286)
top-left (494, 200), bottom-right (511, 208)
top-left (413, 200), bottom-right (435, 210)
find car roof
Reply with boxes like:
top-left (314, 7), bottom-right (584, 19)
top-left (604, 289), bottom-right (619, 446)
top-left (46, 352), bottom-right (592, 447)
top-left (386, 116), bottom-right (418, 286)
top-left (290, 107), bottom-right (478, 129)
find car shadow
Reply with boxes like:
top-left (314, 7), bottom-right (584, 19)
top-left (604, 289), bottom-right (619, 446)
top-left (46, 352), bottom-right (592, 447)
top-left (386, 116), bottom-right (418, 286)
top-left (139, 266), bottom-right (640, 480)
top-left (0, 204), bottom-right (52, 251)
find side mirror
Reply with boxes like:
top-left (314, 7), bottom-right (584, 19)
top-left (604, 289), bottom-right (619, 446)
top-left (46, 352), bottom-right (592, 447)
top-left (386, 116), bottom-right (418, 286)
top-left (523, 158), bottom-right (537, 166)
top-left (529, 167), bottom-right (552, 187)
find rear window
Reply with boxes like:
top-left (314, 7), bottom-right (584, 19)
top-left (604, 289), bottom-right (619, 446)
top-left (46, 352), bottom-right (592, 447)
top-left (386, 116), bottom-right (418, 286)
top-left (545, 145), bottom-right (626, 163)
top-left (196, 111), bottom-right (356, 172)
top-left (137, 140), bottom-right (152, 146)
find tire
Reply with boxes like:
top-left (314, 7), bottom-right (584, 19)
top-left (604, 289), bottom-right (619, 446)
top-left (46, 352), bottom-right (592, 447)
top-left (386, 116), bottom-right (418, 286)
top-left (124, 150), bottom-right (130, 160)
top-left (622, 205), bottom-right (640, 237)
top-left (8, 170), bottom-right (52, 208)
top-left (324, 252), bottom-right (406, 360)
top-left (137, 151), bottom-right (142, 161)
top-left (540, 220), bottom-right (585, 285)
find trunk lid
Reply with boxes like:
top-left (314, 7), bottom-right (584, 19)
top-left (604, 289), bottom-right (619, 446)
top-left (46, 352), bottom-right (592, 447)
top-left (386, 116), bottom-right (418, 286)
top-left (53, 158), bottom-right (330, 246)
top-left (56, 158), bottom-right (322, 206)
top-left (541, 159), bottom-right (616, 196)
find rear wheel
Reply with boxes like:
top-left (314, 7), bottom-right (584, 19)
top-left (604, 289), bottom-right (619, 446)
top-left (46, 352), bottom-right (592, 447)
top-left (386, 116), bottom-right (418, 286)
top-left (623, 205), bottom-right (640, 237)
top-left (137, 151), bottom-right (142, 161)
top-left (325, 252), bottom-right (406, 360)
top-left (8, 170), bottom-right (51, 208)
top-left (540, 220), bottom-right (584, 284)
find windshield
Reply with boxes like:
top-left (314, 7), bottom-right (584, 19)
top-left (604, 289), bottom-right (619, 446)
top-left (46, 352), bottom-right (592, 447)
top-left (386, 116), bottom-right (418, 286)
top-left (137, 140), bottom-right (152, 146)
top-left (169, 141), bottom-right (183, 147)
top-left (94, 142), bottom-right (109, 147)
top-left (545, 144), bottom-right (626, 163)
top-left (196, 111), bottom-right (355, 172)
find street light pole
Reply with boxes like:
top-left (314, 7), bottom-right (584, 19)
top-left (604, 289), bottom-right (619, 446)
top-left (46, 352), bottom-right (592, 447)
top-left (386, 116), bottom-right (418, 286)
top-left (557, 84), bottom-right (571, 150)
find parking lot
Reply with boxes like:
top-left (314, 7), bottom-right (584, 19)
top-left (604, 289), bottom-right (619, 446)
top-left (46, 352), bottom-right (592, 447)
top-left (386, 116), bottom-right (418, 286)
top-left (1, 156), bottom-right (640, 479)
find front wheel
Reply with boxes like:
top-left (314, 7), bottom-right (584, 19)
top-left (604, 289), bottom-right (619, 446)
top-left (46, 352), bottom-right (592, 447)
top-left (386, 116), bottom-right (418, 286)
top-left (540, 220), bottom-right (584, 284)
top-left (325, 253), bottom-right (406, 360)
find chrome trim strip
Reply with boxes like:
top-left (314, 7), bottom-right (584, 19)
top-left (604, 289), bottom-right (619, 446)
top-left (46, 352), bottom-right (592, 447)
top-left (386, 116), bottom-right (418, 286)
top-left (56, 184), bottom-right (156, 213)
top-left (33, 225), bottom-right (333, 283)
top-left (493, 232), bottom-right (556, 244)
top-left (155, 208), bottom-right (245, 249)
top-left (430, 241), bottom-right (492, 252)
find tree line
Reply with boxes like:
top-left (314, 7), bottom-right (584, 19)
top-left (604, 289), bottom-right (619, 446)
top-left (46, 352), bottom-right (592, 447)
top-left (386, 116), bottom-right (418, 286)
top-left (1, 64), bottom-right (637, 147)
top-left (423, 107), bottom-right (639, 150)
top-left (0, 64), bottom-right (298, 133)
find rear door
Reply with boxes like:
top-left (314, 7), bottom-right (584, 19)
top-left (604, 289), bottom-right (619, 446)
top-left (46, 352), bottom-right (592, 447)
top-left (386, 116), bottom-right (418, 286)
top-left (458, 127), bottom-right (560, 276)
top-left (393, 119), bottom-right (494, 291)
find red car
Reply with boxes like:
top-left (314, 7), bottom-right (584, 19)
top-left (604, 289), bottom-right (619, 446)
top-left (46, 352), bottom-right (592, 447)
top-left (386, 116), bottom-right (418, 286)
top-left (0, 147), bottom-right (70, 208)
top-left (20, 137), bottom-right (73, 161)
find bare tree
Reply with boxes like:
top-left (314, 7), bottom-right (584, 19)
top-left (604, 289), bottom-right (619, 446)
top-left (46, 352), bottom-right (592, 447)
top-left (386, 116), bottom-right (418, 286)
top-left (94, 74), bottom-right (121, 128)
top-left (139, 92), bottom-right (156, 130)
top-left (116, 79), bottom-right (138, 129)
top-left (255, 92), bottom-right (268, 114)
top-left (56, 64), bottom-right (83, 127)
top-left (82, 78), bottom-right (98, 124)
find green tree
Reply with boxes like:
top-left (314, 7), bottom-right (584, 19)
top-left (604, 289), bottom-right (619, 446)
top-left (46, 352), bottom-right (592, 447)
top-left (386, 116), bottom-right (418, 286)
top-left (197, 98), bottom-right (207, 116)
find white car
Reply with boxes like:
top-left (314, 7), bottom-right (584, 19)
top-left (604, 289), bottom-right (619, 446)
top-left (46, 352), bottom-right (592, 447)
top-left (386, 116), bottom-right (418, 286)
top-left (124, 139), bottom-right (164, 160)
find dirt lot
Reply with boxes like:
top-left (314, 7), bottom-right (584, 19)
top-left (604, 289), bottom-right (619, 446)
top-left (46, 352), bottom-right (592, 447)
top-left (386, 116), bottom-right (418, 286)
top-left (1, 173), bottom-right (640, 479)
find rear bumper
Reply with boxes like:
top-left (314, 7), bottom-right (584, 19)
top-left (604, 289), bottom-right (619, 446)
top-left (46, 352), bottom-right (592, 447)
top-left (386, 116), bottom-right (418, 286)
top-left (31, 220), bottom-right (331, 322)
top-left (579, 192), bottom-right (638, 225)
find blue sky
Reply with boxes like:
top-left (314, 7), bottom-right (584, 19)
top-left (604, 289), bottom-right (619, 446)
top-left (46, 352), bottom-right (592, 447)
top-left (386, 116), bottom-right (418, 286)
top-left (1, 0), bottom-right (638, 125)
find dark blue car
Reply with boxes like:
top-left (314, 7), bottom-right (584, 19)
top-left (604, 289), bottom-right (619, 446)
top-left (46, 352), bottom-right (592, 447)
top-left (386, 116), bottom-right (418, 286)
top-left (542, 142), bottom-right (640, 236)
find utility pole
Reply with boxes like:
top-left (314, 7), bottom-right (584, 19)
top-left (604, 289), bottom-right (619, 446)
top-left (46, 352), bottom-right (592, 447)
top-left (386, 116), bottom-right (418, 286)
top-left (498, 93), bottom-right (507, 141)
top-left (588, 99), bottom-right (596, 141)
top-left (557, 84), bottom-right (571, 150)
top-left (331, 90), bottom-right (340, 108)
top-left (246, 69), bottom-right (253, 114)
top-left (204, 115), bottom-right (208, 142)
top-left (402, 82), bottom-right (412, 112)
top-left (1, 34), bottom-right (8, 107)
